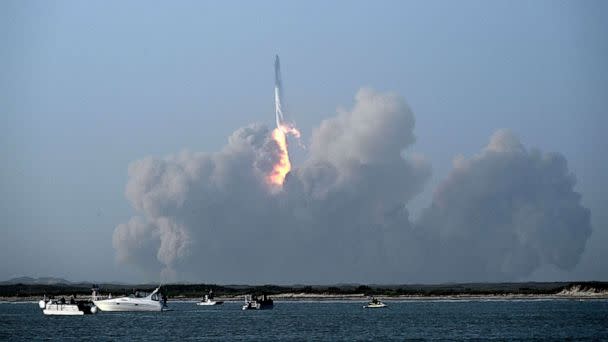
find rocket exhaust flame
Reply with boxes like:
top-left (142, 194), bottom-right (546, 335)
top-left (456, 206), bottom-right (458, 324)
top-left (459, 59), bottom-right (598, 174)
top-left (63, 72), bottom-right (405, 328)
top-left (268, 55), bottom-right (300, 187)
top-left (268, 127), bottom-right (291, 186)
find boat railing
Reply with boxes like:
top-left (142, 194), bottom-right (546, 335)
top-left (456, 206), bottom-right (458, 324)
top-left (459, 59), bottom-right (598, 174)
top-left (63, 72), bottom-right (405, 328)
top-left (90, 294), bottom-right (114, 300)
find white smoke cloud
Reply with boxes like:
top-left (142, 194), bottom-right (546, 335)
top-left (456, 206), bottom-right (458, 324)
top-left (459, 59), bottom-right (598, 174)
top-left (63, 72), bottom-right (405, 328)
top-left (113, 90), bottom-right (592, 283)
top-left (416, 129), bottom-right (592, 281)
top-left (310, 88), bottom-right (416, 166)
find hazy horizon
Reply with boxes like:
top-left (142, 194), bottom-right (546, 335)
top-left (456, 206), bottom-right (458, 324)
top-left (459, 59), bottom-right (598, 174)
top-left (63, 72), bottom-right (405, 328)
top-left (2, 1), bottom-right (607, 284)
top-left (5, 275), bottom-right (607, 287)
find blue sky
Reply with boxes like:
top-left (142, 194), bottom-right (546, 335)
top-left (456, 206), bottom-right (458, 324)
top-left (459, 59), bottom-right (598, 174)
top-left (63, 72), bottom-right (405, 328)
top-left (1, 0), bottom-right (606, 283)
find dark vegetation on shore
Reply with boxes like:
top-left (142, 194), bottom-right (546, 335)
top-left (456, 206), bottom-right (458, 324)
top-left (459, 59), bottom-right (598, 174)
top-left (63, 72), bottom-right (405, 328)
top-left (1, 281), bottom-right (607, 298)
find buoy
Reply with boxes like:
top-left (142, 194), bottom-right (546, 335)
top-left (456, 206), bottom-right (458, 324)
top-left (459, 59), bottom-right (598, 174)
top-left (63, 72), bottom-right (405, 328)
top-left (38, 300), bottom-right (46, 309)
top-left (91, 306), bottom-right (98, 314)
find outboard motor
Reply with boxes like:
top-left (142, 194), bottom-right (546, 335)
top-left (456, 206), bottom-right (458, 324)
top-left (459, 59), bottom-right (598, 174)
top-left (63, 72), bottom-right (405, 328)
top-left (91, 284), bottom-right (100, 301)
top-left (38, 294), bottom-right (48, 309)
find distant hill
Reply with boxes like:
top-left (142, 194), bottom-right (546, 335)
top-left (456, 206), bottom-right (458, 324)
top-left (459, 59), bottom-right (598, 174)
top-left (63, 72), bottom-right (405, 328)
top-left (2, 276), bottom-right (608, 299)
top-left (0, 276), bottom-right (72, 285)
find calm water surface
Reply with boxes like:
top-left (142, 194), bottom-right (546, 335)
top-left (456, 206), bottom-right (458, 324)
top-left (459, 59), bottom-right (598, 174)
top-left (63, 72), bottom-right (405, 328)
top-left (1, 300), bottom-right (607, 340)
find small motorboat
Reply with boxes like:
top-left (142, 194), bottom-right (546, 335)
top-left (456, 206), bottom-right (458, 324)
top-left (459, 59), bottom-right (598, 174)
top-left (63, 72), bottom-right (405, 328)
top-left (92, 286), bottom-right (167, 312)
top-left (242, 294), bottom-right (273, 310)
top-left (39, 296), bottom-right (98, 315)
top-left (196, 290), bottom-right (224, 306)
top-left (363, 297), bottom-right (387, 308)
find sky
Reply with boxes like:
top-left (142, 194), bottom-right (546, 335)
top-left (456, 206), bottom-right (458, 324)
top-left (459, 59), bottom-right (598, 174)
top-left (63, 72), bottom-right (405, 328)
top-left (1, 0), bottom-right (606, 284)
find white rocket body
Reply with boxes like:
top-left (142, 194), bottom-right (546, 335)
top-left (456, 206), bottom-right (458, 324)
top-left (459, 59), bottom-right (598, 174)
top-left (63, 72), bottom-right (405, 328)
top-left (274, 55), bottom-right (285, 130)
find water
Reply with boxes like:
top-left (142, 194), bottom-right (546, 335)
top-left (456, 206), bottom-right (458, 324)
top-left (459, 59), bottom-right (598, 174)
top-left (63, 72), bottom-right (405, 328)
top-left (2, 299), bottom-right (607, 340)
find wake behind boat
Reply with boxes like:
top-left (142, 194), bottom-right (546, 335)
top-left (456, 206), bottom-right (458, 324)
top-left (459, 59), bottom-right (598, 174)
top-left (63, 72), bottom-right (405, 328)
top-left (92, 286), bottom-right (167, 312)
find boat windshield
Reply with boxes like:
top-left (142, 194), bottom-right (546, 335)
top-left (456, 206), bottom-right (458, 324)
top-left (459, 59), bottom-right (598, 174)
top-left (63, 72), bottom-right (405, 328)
top-left (128, 291), bottom-right (150, 298)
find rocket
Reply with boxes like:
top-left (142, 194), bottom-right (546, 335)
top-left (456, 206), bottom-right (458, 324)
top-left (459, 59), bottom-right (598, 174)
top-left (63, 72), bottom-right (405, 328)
top-left (274, 54), bottom-right (285, 129)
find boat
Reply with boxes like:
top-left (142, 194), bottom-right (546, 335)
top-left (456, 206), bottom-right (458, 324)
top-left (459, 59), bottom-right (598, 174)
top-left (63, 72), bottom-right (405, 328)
top-left (242, 294), bottom-right (273, 310)
top-left (92, 286), bottom-right (167, 312)
top-left (39, 296), bottom-right (98, 315)
top-left (363, 297), bottom-right (387, 308)
top-left (196, 290), bottom-right (224, 306)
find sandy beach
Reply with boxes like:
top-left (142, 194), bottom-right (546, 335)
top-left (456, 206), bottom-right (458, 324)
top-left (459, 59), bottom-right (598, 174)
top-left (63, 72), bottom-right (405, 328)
top-left (5, 291), bottom-right (607, 303)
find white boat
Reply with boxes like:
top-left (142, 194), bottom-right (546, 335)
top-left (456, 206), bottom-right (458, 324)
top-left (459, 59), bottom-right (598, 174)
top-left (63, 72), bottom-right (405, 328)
top-left (93, 286), bottom-right (167, 312)
top-left (363, 297), bottom-right (387, 308)
top-left (242, 294), bottom-right (273, 310)
top-left (196, 290), bottom-right (223, 306)
top-left (39, 296), bottom-right (98, 315)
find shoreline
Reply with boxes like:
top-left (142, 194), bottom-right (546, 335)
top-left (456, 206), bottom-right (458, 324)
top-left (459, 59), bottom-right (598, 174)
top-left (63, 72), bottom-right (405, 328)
top-left (3, 292), bottom-right (607, 303)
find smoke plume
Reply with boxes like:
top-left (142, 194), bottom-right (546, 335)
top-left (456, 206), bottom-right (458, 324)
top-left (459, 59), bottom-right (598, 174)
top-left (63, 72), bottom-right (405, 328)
top-left (113, 89), bottom-right (592, 283)
top-left (415, 129), bottom-right (592, 281)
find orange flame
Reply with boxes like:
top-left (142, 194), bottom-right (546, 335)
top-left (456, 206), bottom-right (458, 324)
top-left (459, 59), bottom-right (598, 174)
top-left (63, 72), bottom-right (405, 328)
top-left (267, 124), bottom-right (300, 187)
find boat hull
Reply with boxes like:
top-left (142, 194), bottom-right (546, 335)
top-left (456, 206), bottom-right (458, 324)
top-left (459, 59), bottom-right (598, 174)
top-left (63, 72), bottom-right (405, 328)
top-left (43, 304), bottom-right (86, 315)
top-left (243, 306), bottom-right (267, 310)
top-left (242, 302), bottom-right (273, 310)
top-left (43, 309), bottom-right (85, 315)
top-left (196, 301), bottom-right (223, 306)
top-left (93, 299), bottom-right (164, 312)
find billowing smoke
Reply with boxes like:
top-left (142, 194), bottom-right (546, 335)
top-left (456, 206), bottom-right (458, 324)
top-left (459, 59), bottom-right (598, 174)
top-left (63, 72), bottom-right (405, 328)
top-left (113, 89), bottom-right (592, 283)
top-left (415, 129), bottom-right (592, 282)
